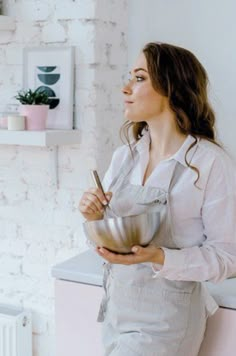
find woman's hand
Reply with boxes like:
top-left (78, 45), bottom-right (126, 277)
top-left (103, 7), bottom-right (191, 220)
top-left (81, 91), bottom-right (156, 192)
top-left (79, 188), bottom-right (112, 221)
top-left (96, 245), bottom-right (165, 265)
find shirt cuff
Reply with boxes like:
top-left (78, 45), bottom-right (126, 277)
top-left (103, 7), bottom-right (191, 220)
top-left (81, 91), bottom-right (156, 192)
top-left (152, 247), bottom-right (186, 279)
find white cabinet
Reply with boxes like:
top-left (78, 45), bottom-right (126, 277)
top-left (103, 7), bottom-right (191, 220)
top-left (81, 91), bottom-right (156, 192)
top-left (53, 252), bottom-right (236, 356)
top-left (199, 307), bottom-right (236, 356)
top-left (55, 278), bottom-right (236, 356)
top-left (55, 279), bottom-right (104, 356)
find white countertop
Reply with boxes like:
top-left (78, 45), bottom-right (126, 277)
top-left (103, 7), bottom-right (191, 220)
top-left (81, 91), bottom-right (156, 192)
top-left (52, 249), bottom-right (236, 310)
top-left (206, 279), bottom-right (236, 310)
top-left (52, 250), bottom-right (104, 287)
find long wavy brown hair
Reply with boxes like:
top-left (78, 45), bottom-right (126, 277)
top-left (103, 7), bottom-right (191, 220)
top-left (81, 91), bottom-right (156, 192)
top-left (121, 42), bottom-right (221, 184)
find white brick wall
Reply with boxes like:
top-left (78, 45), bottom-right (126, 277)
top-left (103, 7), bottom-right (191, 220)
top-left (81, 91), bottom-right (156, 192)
top-left (0, 1), bottom-right (128, 355)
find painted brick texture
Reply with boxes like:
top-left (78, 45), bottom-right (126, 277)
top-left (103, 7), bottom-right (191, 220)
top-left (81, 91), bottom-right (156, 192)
top-left (0, 1), bottom-right (128, 355)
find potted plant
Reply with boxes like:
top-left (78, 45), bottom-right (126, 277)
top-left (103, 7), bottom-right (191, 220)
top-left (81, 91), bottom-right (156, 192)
top-left (15, 89), bottom-right (49, 130)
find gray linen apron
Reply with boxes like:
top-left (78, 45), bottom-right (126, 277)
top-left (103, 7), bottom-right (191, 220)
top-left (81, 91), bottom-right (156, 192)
top-left (97, 144), bottom-right (218, 356)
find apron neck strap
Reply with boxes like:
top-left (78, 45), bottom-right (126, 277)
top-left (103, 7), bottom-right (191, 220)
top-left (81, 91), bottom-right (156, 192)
top-left (108, 140), bottom-right (199, 193)
top-left (168, 141), bottom-right (199, 192)
top-left (167, 162), bottom-right (184, 193)
top-left (107, 147), bottom-right (139, 190)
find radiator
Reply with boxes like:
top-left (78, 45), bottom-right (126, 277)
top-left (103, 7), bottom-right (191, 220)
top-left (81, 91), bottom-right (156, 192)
top-left (0, 304), bottom-right (32, 356)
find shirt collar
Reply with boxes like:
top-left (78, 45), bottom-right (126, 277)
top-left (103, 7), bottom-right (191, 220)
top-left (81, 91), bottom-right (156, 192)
top-left (134, 130), bottom-right (198, 167)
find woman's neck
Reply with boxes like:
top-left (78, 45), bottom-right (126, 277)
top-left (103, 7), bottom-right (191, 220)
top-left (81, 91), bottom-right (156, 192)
top-left (147, 117), bottom-right (187, 159)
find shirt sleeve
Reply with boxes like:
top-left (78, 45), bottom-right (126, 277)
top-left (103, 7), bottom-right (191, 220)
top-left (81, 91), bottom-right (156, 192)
top-left (152, 152), bottom-right (236, 283)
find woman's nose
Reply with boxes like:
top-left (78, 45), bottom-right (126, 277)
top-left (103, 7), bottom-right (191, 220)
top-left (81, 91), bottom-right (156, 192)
top-left (122, 81), bottom-right (132, 95)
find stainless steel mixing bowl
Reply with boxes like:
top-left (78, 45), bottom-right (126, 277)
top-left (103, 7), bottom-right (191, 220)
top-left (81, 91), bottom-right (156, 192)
top-left (83, 212), bottom-right (160, 254)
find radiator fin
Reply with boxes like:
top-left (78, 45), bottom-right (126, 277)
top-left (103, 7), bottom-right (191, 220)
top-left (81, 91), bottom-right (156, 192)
top-left (0, 305), bottom-right (32, 356)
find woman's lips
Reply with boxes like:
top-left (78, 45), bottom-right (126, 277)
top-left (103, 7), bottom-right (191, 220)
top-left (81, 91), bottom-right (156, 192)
top-left (124, 101), bottom-right (133, 104)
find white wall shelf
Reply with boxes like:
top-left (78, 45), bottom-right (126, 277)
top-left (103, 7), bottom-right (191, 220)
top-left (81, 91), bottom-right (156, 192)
top-left (0, 129), bottom-right (80, 146)
top-left (0, 15), bottom-right (15, 31)
top-left (0, 130), bottom-right (80, 187)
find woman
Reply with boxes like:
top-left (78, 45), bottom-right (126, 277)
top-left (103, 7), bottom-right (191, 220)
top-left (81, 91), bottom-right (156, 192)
top-left (79, 42), bottom-right (236, 356)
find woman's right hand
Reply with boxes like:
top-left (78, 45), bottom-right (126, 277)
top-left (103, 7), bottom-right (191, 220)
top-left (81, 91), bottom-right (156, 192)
top-left (78, 188), bottom-right (112, 221)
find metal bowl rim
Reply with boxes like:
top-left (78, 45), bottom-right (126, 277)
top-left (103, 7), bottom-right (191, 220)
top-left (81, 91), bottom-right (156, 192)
top-left (83, 211), bottom-right (160, 226)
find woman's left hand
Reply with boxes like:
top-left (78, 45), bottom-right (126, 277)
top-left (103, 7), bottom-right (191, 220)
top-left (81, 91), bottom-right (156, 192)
top-left (96, 245), bottom-right (165, 265)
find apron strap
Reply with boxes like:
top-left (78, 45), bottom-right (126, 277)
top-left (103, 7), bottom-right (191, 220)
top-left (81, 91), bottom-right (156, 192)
top-left (107, 138), bottom-right (199, 193)
top-left (168, 140), bottom-right (199, 192)
top-left (106, 145), bottom-right (140, 191)
top-left (168, 162), bottom-right (184, 192)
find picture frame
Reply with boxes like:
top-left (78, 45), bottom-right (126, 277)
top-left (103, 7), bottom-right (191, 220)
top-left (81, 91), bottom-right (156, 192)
top-left (23, 46), bottom-right (74, 130)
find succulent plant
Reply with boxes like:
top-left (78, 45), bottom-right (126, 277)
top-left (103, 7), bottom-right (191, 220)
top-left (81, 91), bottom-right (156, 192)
top-left (15, 89), bottom-right (49, 105)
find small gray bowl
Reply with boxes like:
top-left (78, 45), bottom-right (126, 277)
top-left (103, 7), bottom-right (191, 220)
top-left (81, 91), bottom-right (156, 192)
top-left (83, 212), bottom-right (160, 254)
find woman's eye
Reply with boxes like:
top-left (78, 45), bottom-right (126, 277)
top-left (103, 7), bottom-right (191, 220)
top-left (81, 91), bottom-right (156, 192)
top-left (136, 76), bottom-right (144, 82)
top-left (127, 75), bottom-right (144, 83)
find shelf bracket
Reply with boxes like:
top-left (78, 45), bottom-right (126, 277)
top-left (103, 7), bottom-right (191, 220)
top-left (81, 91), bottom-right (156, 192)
top-left (49, 146), bottom-right (59, 188)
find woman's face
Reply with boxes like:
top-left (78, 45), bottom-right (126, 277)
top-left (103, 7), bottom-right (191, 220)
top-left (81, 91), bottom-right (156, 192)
top-left (122, 52), bottom-right (169, 122)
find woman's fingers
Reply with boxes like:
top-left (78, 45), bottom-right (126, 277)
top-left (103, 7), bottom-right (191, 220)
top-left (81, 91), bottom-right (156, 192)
top-left (79, 204), bottom-right (95, 215)
top-left (96, 245), bottom-right (162, 265)
top-left (88, 187), bottom-right (112, 205)
top-left (105, 191), bottom-right (113, 202)
top-left (79, 197), bottom-right (99, 214)
top-left (79, 188), bottom-right (112, 215)
top-left (84, 192), bottom-right (104, 212)
top-left (79, 195), bottom-right (102, 214)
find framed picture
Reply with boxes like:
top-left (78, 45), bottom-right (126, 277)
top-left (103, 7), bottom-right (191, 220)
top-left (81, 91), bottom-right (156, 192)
top-left (23, 46), bottom-right (74, 130)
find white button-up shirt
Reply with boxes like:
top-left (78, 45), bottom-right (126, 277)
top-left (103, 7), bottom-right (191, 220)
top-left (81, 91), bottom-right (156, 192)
top-left (103, 132), bottom-right (236, 283)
